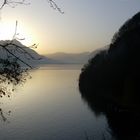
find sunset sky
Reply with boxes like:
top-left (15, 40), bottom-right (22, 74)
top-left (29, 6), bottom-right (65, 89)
top-left (0, 0), bottom-right (140, 54)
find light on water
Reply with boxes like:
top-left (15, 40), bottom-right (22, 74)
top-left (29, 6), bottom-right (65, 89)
top-left (0, 65), bottom-right (110, 140)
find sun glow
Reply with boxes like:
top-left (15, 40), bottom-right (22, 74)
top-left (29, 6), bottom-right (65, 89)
top-left (0, 22), bottom-right (14, 40)
top-left (0, 21), bottom-right (48, 55)
top-left (0, 21), bottom-right (36, 46)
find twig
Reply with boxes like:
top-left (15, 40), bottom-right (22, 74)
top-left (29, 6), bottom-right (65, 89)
top-left (47, 0), bottom-right (64, 14)
top-left (0, 0), bottom-right (30, 10)
top-left (12, 20), bottom-right (18, 40)
top-left (0, 44), bottom-right (33, 68)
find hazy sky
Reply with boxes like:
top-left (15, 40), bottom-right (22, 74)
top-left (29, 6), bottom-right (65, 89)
top-left (0, 0), bottom-right (140, 54)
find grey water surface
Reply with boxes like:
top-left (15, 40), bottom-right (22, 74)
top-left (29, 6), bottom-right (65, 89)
top-left (0, 65), bottom-right (111, 140)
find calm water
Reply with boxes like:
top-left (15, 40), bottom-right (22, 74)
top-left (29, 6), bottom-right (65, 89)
top-left (0, 65), bottom-right (111, 140)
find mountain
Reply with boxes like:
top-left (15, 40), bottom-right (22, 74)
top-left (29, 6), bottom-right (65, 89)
top-left (0, 39), bottom-right (107, 65)
top-left (45, 52), bottom-right (91, 64)
top-left (0, 40), bottom-right (57, 67)
top-left (45, 47), bottom-right (108, 64)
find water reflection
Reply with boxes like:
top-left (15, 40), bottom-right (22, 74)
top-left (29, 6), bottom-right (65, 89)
top-left (79, 79), bottom-right (140, 140)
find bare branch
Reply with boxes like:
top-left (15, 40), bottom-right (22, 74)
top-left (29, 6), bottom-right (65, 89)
top-left (6, 41), bottom-right (40, 60)
top-left (0, 0), bottom-right (64, 98)
top-left (12, 20), bottom-right (18, 40)
top-left (0, 0), bottom-right (30, 10)
top-left (0, 39), bottom-right (34, 97)
top-left (47, 0), bottom-right (64, 14)
top-left (10, 21), bottom-right (41, 60)
top-left (0, 0), bottom-right (64, 13)
top-left (0, 43), bottom-right (33, 68)
top-left (0, 0), bottom-right (6, 10)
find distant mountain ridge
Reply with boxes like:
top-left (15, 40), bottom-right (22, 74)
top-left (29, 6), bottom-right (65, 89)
top-left (45, 52), bottom-right (91, 64)
top-left (0, 39), bottom-right (106, 65)
top-left (0, 40), bottom-right (57, 66)
top-left (45, 47), bottom-right (108, 64)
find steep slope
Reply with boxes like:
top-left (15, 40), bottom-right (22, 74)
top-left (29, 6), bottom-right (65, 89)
top-left (0, 40), bottom-right (57, 66)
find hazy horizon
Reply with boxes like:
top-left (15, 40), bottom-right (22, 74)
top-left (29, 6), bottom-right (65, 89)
top-left (43, 51), bottom-right (91, 55)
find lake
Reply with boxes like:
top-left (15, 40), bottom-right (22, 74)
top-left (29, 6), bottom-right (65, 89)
top-left (0, 64), bottom-right (112, 140)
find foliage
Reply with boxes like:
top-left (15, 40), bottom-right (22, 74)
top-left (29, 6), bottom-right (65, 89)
top-left (0, 39), bottom-right (34, 97)
top-left (79, 11), bottom-right (140, 102)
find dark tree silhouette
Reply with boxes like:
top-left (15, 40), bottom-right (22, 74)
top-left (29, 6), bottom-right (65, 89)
top-left (79, 11), bottom-right (140, 140)
top-left (0, 39), bottom-right (36, 97)
top-left (79, 11), bottom-right (140, 105)
top-left (0, 21), bottom-right (39, 97)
